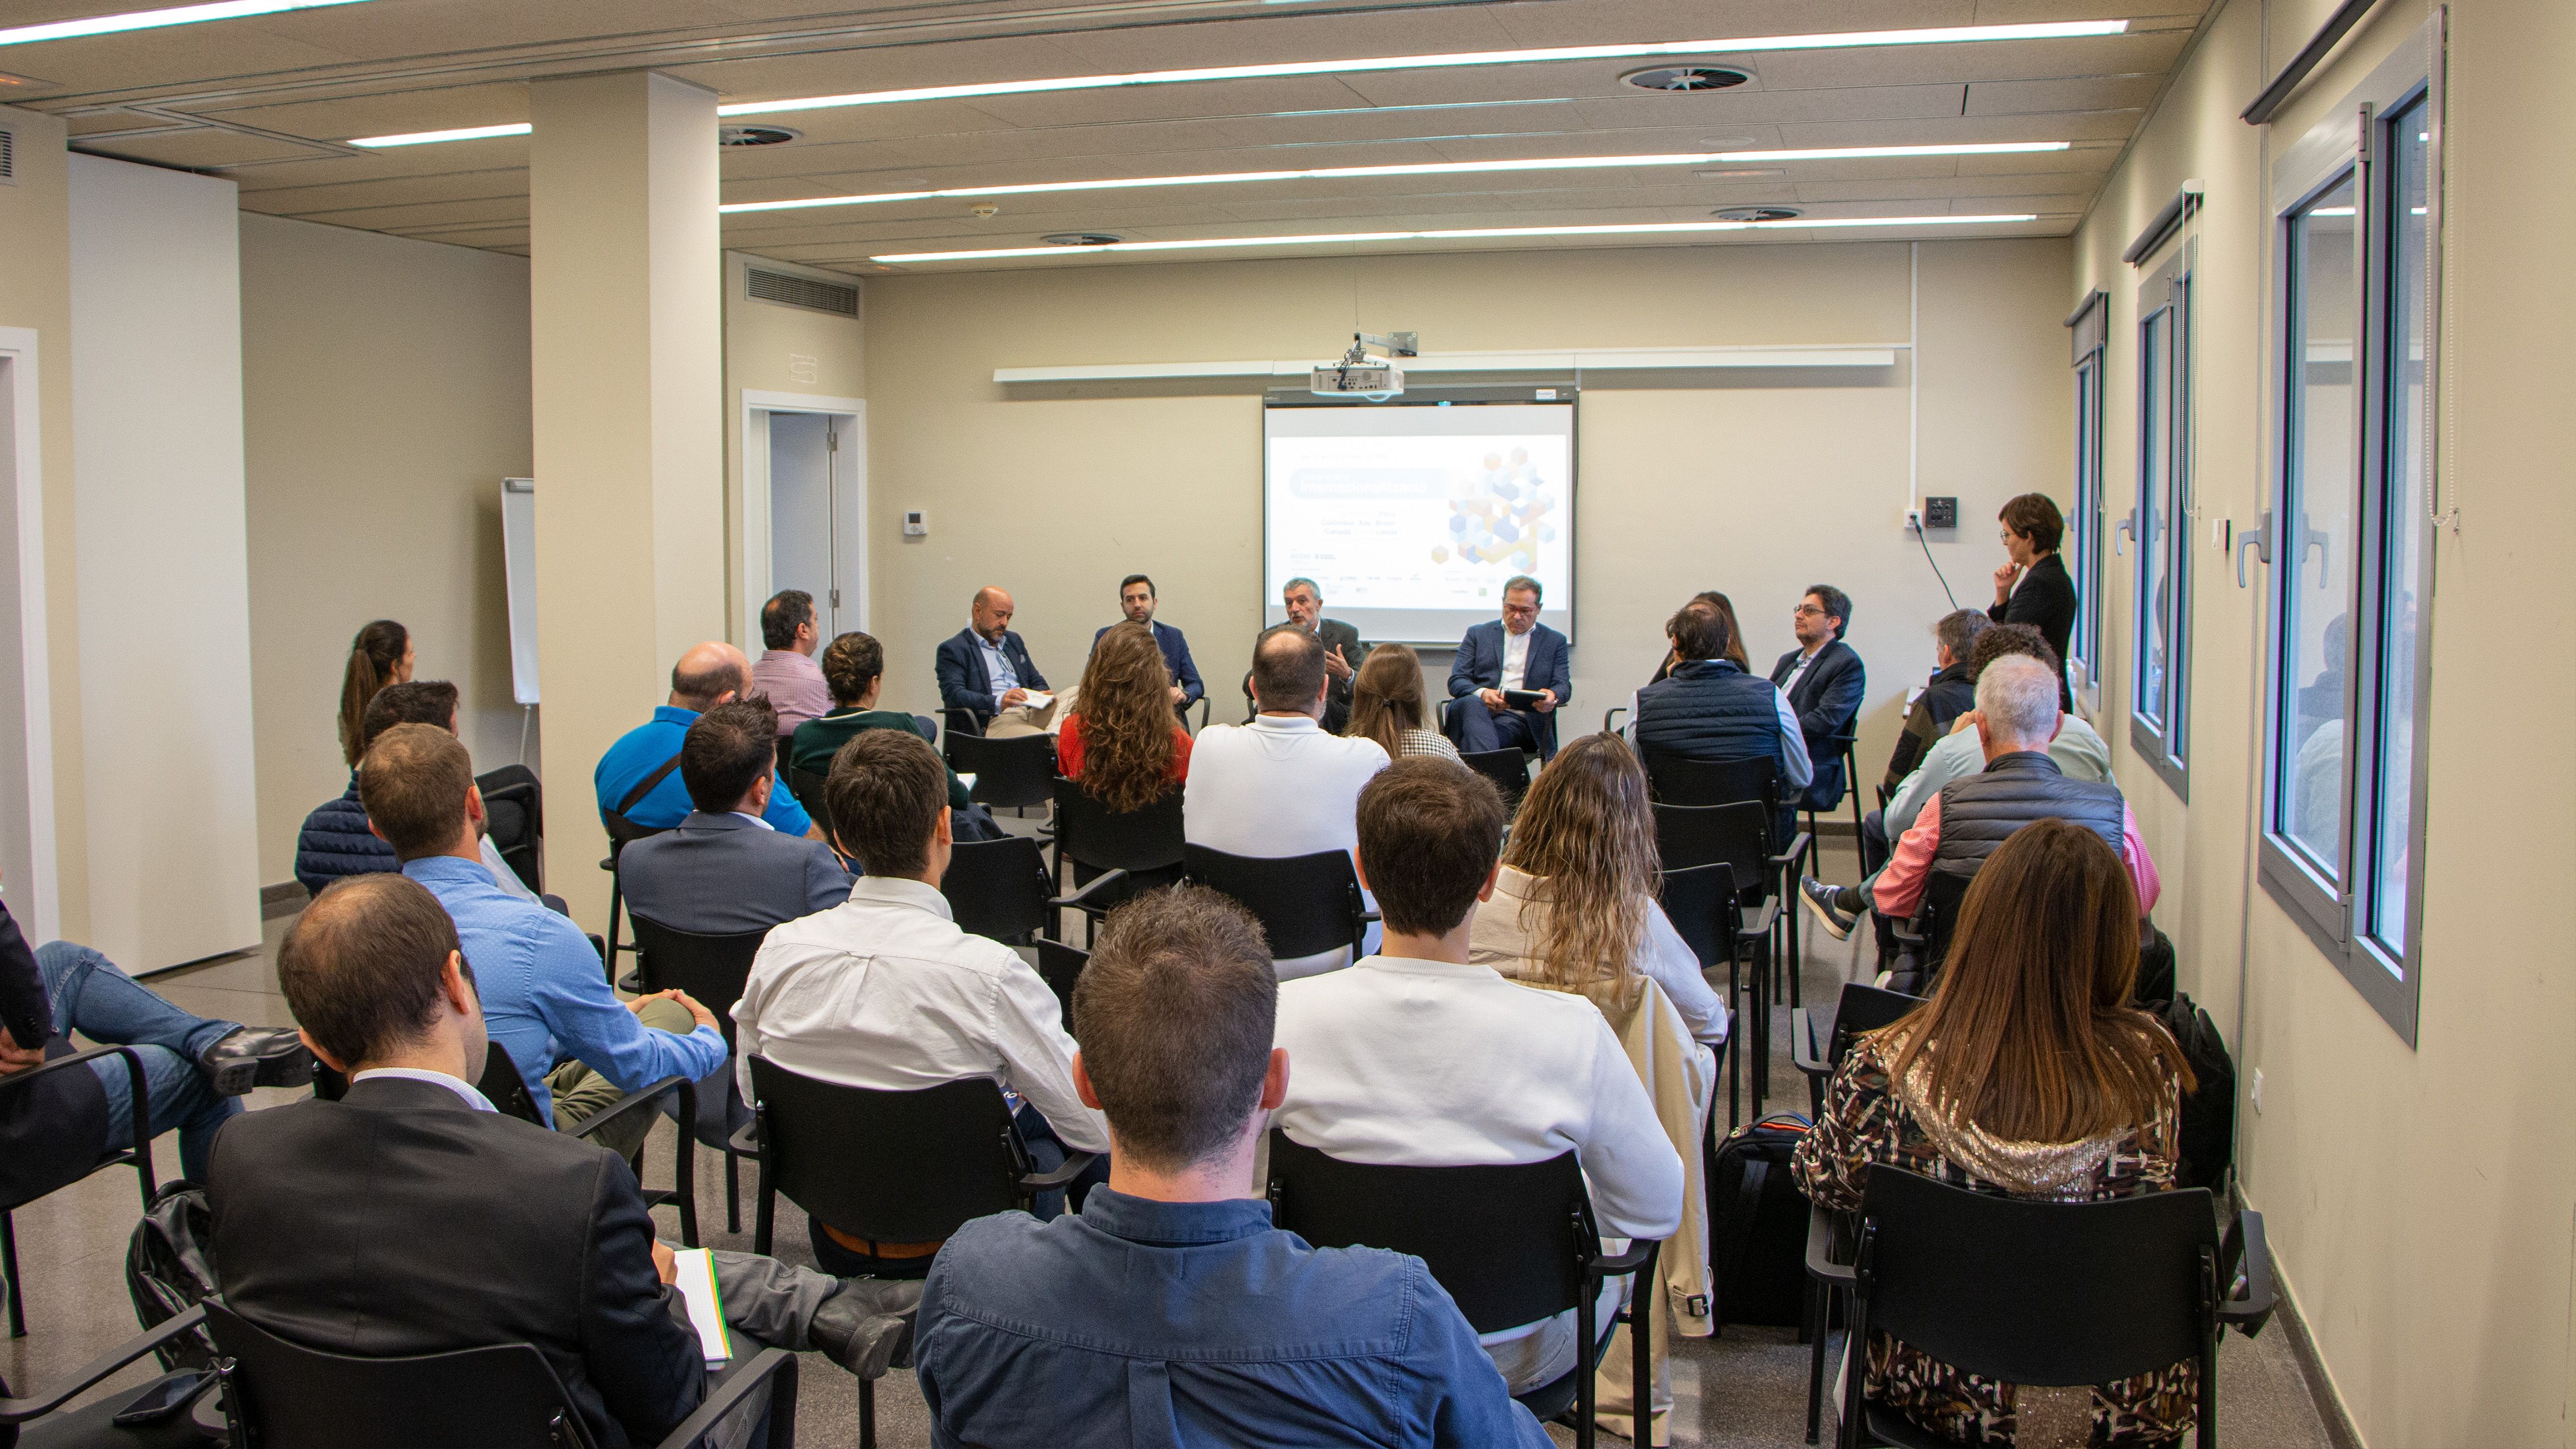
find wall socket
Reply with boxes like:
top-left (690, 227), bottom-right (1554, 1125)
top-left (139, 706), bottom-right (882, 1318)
top-left (1923, 495), bottom-right (1958, 529)
top-left (2249, 1067), bottom-right (2265, 1113)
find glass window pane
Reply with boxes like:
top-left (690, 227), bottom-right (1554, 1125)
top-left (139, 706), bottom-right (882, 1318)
top-left (2075, 361), bottom-right (2103, 674)
top-left (2370, 97), bottom-right (2432, 955)
top-left (2281, 174), bottom-right (2358, 874)
top-left (2138, 312), bottom-right (2171, 726)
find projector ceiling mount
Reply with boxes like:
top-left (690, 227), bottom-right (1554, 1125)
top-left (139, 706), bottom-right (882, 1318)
top-left (1311, 330), bottom-right (1418, 402)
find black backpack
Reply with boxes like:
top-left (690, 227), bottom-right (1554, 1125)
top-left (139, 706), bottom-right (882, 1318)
top-left (2152, 992), bottom-right (2237, 1192)
top-left (125, 1179), bottom-right (221, 1371)
top-left (1709, 1113), bottom-right (1814, 1328)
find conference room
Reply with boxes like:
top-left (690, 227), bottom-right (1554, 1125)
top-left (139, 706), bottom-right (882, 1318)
top-left (0, 0), bottom-right (2560, 1444)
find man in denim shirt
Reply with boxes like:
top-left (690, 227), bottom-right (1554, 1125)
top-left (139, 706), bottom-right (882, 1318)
top-left (914, 887), bottom-right (1549, 1449)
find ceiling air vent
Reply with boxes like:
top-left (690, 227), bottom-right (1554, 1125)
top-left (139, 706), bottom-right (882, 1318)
top-left (1621, 65), bottom-right (1752, 93)
top-left (0, 129), bottom-right (14, 186)
top-left (718, 124), bottom-right (801, 147)
top-left (1041, 232), bottom-right (1125, 247)
top-left (745, 266), bottom-right (858, 317)
top-left (1714, 206), bottom-right (1802, 222)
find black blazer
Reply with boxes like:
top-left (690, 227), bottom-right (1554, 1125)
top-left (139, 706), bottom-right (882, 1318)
top-left (1770, 639), bottom-right (1867, 810)
top-left (1239, 619), bottom-right (1370, 732)
top-left (1990, 551), bottom-right (2077, 707)
top-left (207, 1076), bottom-right (705, 1449)
top-left (935, 627), bottom-right (1050, 720)
top-left (0, 899), bottom-right (110, 1210)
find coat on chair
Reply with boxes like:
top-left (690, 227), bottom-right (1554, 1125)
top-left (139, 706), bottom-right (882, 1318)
top-left (1447, 619), bottom-right (1573, 760)
top-left (1770, 640), bottom-right (1865, 811)
top-left (936, 628), bottom-right (1050, 722)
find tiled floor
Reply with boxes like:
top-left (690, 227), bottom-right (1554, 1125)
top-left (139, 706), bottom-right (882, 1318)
top-left (4, 835), bottom-right (2337, 1448)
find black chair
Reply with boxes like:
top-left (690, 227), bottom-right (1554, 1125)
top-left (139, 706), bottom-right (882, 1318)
top-left (201, 1299), bottom-right (795, 1449)
top-left (597, 808), bottom-right (671, 977)
top-left (786, 765), bottom-right (834, 844)
top-left (1602, 706), bottom-right (1627, 734)
top-left (2, 1043), bottom-right (155, 1337)
top-left (477, 764), bottom-right (544, 895)
top-left (1642, 751), bottom-right (1809, 986)
top-left (477, 1049), bottom-right (701, 1248)
top-left (1265, 1135), bottom-right (1656, 1449)
top-left (1886, 870), bottom-right (1974, 994)
top-left (941, 706), bottom-right (984, 765)
top-left (1459, 747), bottom-right (1532, 811)
top-left (1658, 861), bottom-right (1765, 1126)
top-left (1, 1304), bottom-right (223, 1447)
top-left (1802, 733), bottom-right (1866, 878)
top-left (631, 916), bottom-right (769, 1233)
top-left (940, 835), bottom-right (1128, 947)
top-left (1653, 800), bottom-right (1790, 1080)
top-left (947, 732), bottom-right (1058, 815)
top-left (1047, 776), bottom-right (1185, 931)
top-left (733, 1060), bottom-right (1095, 1448)
top-left (1035, 939), bottom-right (1090, 1030)
top-left (1182, 844), bottom-right (1375, 963)
top-left (1809, 1167), bottom-right (2273, 1449)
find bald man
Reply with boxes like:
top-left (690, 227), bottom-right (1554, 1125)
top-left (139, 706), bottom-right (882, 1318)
top-left (935, 586), bottom-right (1071, 739)
top-left (594, 641), bottom-right (822, 837)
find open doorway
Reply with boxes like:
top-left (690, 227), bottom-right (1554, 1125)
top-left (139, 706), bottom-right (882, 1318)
top-left (0, 331), bottom-right (59, 942)
top-left (742, 391), bottom-right (866, 644)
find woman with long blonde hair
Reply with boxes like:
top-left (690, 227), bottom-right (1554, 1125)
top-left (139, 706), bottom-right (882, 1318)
top-left (1058, 621), bottom-right (1191, 812)
top-left (1466, 732), bottom-right (1727, 1047)
top-left (1345, 645), bottom-right (1459, 762)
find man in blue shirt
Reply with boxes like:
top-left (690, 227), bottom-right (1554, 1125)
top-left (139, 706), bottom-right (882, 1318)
top-left (914, 886), bottom-right (1549, 1449)
top-left (1094, 573), bottom-right (1203, 715)
top-left (363, 724), bottom-right (730, 1152)
top-left (594, 640), bottom-right (819, 838)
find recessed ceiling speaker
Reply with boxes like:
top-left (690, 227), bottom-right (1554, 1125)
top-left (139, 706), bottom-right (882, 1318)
top-left (1041, 232), bottom-right (1125, 246)
top-left (717, 124), bottom-right (801, 147)
top-left (1621, 65), bottom-right (1753, 93)
top-left (1714, 205), bottom-right (1803, 222)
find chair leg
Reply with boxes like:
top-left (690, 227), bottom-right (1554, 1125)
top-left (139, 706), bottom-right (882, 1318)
top-left (1805, 1278), bottom-right (1831, 1444)
top-left (858, 1375), bottom-right (877, 1449)
top-left (1574, 1274), bottom-right (1597, 1449)
top-left (753, 1164), bottom-right (775, 1258)
top-left (2, 1211), bottom-right (22, 1338)
top-left (726, 1150), bottom-right (741, 1235)
top-left (603, 875), bottom-right (625, 982)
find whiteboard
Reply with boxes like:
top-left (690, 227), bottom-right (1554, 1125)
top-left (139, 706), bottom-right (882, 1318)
top-left (502, 478), bottom-right (538, 705)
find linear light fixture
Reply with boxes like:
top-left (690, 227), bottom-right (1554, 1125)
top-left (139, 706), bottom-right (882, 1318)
top-left (350, 121), bottom-right (531, 148)
top-left (0, 0), bottom-right (375, 48)
top-left (720, 142), bottom-right (2070, 215)
top-left (871, 213), bottom-right (2042, 264)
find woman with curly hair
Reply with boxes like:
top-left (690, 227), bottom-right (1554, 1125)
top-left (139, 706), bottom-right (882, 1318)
top-left (1058, 622), bottom-right (1192, 811)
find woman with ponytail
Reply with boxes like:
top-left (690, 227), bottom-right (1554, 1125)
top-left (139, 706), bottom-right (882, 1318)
top-left (337, 621), bottom-right (412, 768)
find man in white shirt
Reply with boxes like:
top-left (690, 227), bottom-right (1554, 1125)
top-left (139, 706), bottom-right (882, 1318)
top-left (1270, 758), bottom-right (1683, 1395)
top-left (733, 728), bottom-right (1108, 1277)
top-left (1185, 625), bottom-right (1393, 977)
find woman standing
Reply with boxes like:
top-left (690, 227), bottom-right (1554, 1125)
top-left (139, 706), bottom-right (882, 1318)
top-left (1057, 622), bottom-right (1191, 808)
top-left (1991, 493), bottom-right (2077, 707)
top-left (1346, 645), bottom-right (1459, 763)
top-left (336, 620), bottom-right (412, 768)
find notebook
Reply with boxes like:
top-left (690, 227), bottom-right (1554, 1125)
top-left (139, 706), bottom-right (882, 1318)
top-left (671, 1248), bottom-right (732, 1367)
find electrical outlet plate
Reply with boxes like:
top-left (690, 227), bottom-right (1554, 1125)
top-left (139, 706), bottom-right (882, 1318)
top-left (1923, 495), bottom-right (1959, 529)
top-left (1903, 507), bottom-right (1923, 531)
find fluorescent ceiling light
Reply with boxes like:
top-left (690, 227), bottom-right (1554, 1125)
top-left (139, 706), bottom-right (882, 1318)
top-left (721, 142), bottom-right (2070, 215)
top-left (0, 0), bottom-right (375, 47)
top-left (873, 213), bottom-right (2041, 264)
top-left (351, 122), bottom-right (531, 148)
top-left (721, 21), bottom-right (2128, 117)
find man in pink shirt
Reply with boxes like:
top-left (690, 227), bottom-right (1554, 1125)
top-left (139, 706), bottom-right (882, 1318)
top-left (751, 589), bottom-right (832, 740)
top-left (1874, 654), bottom-right (2159, 923)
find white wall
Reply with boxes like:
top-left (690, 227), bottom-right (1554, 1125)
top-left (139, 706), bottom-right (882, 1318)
top-left (68, 155), bottom-right (259, 970)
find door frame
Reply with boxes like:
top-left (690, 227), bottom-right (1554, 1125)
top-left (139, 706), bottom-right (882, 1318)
top-left (0, 329), bottom-right (60, 942)
top-left (740, 390), bottom-right (867, 645)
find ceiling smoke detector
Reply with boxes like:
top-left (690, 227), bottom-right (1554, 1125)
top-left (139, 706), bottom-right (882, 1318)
top-left (1041, 231), bottom-right (1125, 247)
top-left (717, 124), bottom-right (801, 147)
top-left (1714, 205), bottom-right (1803, 222)
top-left (1621, 65), bottom-right (1753, 93)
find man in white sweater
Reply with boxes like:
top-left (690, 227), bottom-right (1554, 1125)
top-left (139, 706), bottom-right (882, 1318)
top-left (1270, 757), bottom-right (1685, 1395)
top-left (1185, 624), bottom-right (1392, 978)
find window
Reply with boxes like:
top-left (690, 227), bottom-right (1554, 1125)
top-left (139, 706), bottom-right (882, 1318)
top-left (2066, 293), bottom-right (2109, 699)
top-left (2258, 18), bottom-right (2441, 1043)
top-left (2130, 250), bottom-right (2194, 798)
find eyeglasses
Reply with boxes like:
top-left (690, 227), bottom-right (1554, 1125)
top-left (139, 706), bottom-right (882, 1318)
top-left (1793, 604), bottom-right (1826, 618)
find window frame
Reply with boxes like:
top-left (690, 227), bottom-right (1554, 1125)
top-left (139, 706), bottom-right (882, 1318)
top-left (2065, 291), bottom-right (2109, 712)
top-left (2256, 15), bottom-right (2443, 1044)
top-left (2128, 246), bottom-right (2195, 801)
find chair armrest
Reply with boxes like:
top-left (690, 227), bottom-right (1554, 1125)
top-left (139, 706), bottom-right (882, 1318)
top-left (1047, 868), bottom-right (1131, 916)
top-left (1021, 1151), bottom-right (1099, 1191)
top-left (1790, 1007), bottom-right (1829, 1079)
top-left (726, 1118), bottom-right (761, 1156)
top-left (1603, 707), bottom-right (1628, 734)
top-left (1889, 918), bottom-right (1925, 946)
top-left (1737, 898), bottom-right (1780, 940)
top-left (570, 1075), bottom-right (687, 1143)
top-left (2218, 1210), bottom-right (2277, 1336)
top-left (653, 1347), bottom-right (797, 1449)
top-left (1803, 1206), bottom-right (1855, 1285)
top-left (1359, 910), bottom-right (1382, 926)
top-left (1769, 831), bottom-right (1813, 870)
top-left (0, 1304), bottom-right (207, 1423)
top-left (617, 968), bottom-right (643, 994)
top-left (1590, 1240), bottom-right (1657, 1276)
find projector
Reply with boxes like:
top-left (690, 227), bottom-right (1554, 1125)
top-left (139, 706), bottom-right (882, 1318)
top-left (1311, 330), bottom-right (1417, 401)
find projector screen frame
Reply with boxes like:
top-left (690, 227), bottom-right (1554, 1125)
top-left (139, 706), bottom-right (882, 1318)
top-left (1259, 386), bottom-right (1580, 648)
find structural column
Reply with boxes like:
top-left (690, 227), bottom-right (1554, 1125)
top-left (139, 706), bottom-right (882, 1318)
top-left (529, 71), bottom-right (725, 926)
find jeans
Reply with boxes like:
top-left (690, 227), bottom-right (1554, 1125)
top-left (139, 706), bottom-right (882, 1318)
top-left (1446, 695), bottom-right (1541, 757)
top-left (807, 1102), bottom-right (1105, 1279)
top-left (37, 940), bottom-right (241, 1182)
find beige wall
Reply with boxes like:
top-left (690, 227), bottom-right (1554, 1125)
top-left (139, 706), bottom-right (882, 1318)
top-left (862, 239), bottom-right (2070, 768)
top-left (239, 214), bottom-right (533, 888)
top-left (2071, 0), bottom-right (2576, 1442)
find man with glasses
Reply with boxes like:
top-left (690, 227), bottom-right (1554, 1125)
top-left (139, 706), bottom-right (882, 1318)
top-left (1243, 578), bottom-right (1370, 732)
top-left (1442, 575), bottom-right (1571, 762)
top-left (1770, 585), bottom-right (1867, 813)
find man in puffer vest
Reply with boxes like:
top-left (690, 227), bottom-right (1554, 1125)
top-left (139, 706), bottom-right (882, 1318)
top-left (1625, 597), bottom-right (1813, 800)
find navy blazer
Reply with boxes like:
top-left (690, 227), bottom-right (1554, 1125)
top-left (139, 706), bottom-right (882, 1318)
top-left (936, 627), bottom-right (1050, 719)
top-left (1449, 619), bottom-right (1573, 758)
top-left (1094, 618), bottom-right (1205, 709)
top-left (1770, 639), bottom-right (1866, 810)
top-left (615, 810), bottom-right (851, 936)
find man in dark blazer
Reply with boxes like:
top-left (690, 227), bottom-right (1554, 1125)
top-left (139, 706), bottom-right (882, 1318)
top-left (1443, 575), bottom-right (1573, 761)
top-left (1245, 577), bottom-right (1370, 732)
top-left (934, 585), bottom-right (1050, 728)
top-left (1771, 583), bottom-right (1868, 812)
top-left (1095, 573), bottom-right (1204, 714)
top-left (617, 699), bottom-right (851, 935)
top-left (209, 874), bottom-right (918, 1449)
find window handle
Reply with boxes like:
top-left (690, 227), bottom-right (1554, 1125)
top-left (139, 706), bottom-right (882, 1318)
top-left (2114, 506), bottom-right (2138, 556)
top-left (2236, 510), bottom-right (2271, 589)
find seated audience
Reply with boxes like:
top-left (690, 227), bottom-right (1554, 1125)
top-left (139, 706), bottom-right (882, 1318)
top-left (211, 875), bottom-right (920, 1449)
top-left (1647, 590), bottom-right (1750, 685)
top-left (615, 698), bottom-right (851, 936)
top-left (750, 588), bottom-right (830, 739)
top-left (1243, 578), bottom-right (1368, 732)
top-left (733, 730), bottom-right (1109, 1279)
top-left (1878, 608), bottom-right (1991, 802)
top-left (1801, 626), bottom-right (2109, 940)
top-left (935, 586), bottom-right (1059, 736)
top-left (1270, 758), bottom-right (1682, 1394)
top-left (1094, 573), bottom-right (1204, 715)
top-left (298, 680), bottom-right (538, 903)
top-left (1443, 575), bottom-right (1572, 762)
top-left (1627, 597), bottom-right (1813, 802)
top-left (595, 641), bottom-right (818, 837)
top-left (336, 617), bottom-right (411, 769)
top-left (1058, 621), bottom-right (1193, 804)
top-left (1792, 820), bottom-right (2196, 1446)
top-left (1990, 492), bottom-right (2078, 708)
top-left (1470, 733), bottom-right (1727, 1051)
top-left (789, 631), bottom-right (1001, 843)
top-left (1346, 643), bottom-right (1460, 763)
top-left (1, 890), bottom-right (305, 1186)
top-left (917, 887), bottom-right (1552, 1448)
top-left (365, 724), bottom-right (728, 1151)
top-left (1870, 655), bottom-right (2158, 926)
top-left (1187, 625), bottom-right (1391, 978)
top-left (1771, 584), bottom-right (1867, 812)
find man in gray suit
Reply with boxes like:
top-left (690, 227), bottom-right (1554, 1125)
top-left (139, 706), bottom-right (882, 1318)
top-left (618, 699), bottom-right (853, 936)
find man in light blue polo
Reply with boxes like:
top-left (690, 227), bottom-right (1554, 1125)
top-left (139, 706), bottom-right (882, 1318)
top-left (594, 640), bottom-right (821, 839)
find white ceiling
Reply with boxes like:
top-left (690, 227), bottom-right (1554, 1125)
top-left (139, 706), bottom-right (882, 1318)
top-left (4, 0), bottom-right (2209, 272)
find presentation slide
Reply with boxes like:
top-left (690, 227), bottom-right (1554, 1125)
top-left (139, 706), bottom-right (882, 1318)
top-left (1263, 402), bottom-right (1575, 645)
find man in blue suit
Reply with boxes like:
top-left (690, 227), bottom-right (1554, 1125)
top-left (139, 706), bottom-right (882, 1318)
top-left (1443, 576), bottom-right (1573, 762)
top-left (935, 586), bottom-right (1051, 731)
top-left (1770, 583), bottom-right (1868, 812)
top-left (1094, 574), bottom-right (1203, 715)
